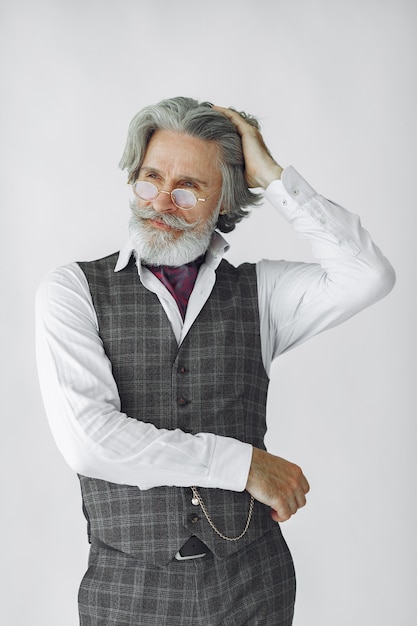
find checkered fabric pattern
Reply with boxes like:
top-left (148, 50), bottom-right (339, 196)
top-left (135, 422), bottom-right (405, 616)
top-left (78, 527), bottom-right (296, 625)
top-left (78, 252), bottom-right (275, 564)
top-left (75, 252), bottom-right (296, 622)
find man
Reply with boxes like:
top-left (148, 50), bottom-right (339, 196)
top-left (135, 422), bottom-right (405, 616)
top-left (36, 97), bottom-right (395, 625)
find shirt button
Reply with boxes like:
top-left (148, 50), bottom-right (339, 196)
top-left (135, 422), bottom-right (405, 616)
top-left (282, 199), bottom-right (288, 206)
top-left (177, 397), bottom-right (190, 407)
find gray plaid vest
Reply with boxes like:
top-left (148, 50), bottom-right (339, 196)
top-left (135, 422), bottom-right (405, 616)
top-left (78, 252), bottom-right (275, 564)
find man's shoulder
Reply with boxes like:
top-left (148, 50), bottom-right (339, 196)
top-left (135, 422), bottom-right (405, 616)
top-left (77, 250), bottom-right (137, 276)
top-left (216, 259), bottom-right (258, 291)
top-left (218, 258), bottom-right (256, 273)
top-left (77, 250), bottom-right (120, 268)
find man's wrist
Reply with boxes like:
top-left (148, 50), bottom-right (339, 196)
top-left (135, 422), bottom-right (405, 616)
top-left (257, 163), bottom-right (283, 189)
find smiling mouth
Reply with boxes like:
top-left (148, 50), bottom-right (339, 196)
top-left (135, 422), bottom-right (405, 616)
top-left (148, 218), bottom-right (178, 231)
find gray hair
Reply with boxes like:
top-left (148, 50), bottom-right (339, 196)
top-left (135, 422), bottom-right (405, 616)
top-left (119, 96), bottom-right (263, 232)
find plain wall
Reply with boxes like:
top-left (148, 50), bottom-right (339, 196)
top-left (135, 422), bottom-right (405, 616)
top-left (1, 0), bottom-right (415, 624)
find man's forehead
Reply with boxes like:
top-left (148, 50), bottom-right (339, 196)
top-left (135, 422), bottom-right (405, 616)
top-left (141, 129), bottom-right (222, 184)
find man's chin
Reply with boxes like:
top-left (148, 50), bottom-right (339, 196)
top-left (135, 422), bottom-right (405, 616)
top-left (129, 214), bottom-right (215, 267)
top-left (133, 233), bottom-right (209, 267)
top-left (141, 249), bottom-right (193, 267)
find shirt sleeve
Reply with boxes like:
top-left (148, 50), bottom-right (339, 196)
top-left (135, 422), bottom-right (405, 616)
top-left (35, 263), bottom-right (252, 491)
top-left (258, 166), bottom-right (396, 374)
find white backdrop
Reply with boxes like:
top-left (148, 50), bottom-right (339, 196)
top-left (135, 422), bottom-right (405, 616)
top-left (1, 0), bottom-right (415, 624)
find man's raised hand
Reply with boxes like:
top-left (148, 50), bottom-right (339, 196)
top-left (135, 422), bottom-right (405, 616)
top-left (212, 105), bottom-right (283, 189)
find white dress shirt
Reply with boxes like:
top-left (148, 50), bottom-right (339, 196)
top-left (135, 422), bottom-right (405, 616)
top-left (35, 167), bottom-right (395, 493)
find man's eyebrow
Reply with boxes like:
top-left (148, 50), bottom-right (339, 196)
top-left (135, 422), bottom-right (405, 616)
top-left (139, 166), bottom-right (209, 187)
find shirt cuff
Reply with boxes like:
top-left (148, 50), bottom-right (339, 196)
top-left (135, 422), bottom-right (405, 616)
top-left (203, 435), bottom-right (253, 492)
top-left (264, 165), bottom-right (317, 220)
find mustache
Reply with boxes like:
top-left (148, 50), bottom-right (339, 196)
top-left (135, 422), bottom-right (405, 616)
top-left (130, 202), bottom-right (201, 232)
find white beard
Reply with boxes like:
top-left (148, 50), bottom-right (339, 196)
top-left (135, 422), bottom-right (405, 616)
top-left (129, 201), bottom-right (219, 267)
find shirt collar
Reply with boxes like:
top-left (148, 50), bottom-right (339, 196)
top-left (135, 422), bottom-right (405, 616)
top-left (114, 231), bottom-right (230, 273)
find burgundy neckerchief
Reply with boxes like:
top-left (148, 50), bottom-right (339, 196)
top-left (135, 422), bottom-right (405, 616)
top-left (146, 255), bottom-right (205, 320)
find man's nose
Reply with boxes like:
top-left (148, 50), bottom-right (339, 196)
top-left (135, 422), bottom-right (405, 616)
top-left (152, 189), bottom-right (176, 213)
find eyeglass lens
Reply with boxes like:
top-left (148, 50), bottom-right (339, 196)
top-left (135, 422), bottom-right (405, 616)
top-left (133, 181), bottom-right (196, 209)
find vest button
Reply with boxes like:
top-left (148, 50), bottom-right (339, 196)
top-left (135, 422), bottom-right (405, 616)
top-left (188, 514), bottom-right (200, 524)
top-left (177, 397), bottom-right (190, 406)
top-left (178, 366), bottom-right (187, 374)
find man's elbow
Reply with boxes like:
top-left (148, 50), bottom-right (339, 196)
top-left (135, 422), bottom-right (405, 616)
top-left (367, 257), bottom-right (396, 303)
top-left (351, 256), bottom-right (396, 311)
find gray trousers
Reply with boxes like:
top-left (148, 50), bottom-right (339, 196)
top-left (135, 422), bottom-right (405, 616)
top-left (78, 527), bottom-right (296, 625)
